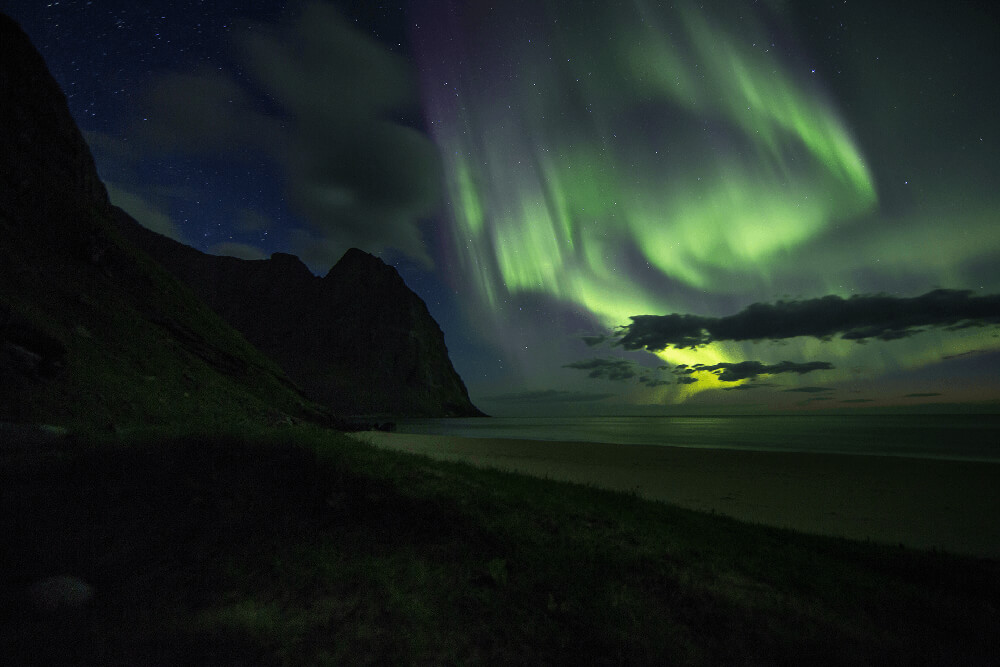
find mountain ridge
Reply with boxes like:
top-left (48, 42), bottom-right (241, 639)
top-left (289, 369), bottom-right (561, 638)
top-left (112, 211), bottom-right (485, 417)
top-left (0, 10), bottom-right (481, 428)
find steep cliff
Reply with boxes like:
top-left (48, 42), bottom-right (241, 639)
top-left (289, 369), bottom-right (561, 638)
top-left (0, 15), bottom-right (108, 216)
top-left (113, 213), bottom-right (485, 417)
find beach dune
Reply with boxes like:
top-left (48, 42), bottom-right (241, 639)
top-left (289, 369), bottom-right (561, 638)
top-left (356, 432), bottom-right (1000, 559)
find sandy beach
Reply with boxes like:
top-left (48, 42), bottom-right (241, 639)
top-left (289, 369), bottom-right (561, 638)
top-left (355, 432), bottom-right (1000, 559)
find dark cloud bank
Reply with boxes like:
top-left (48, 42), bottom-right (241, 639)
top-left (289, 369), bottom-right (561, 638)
top-left (565, 358), bottom-right (833, 384)
top-left (617, 289), bottom-right (1000, 351)
top-left (684, 360), bottom-right (833, 382)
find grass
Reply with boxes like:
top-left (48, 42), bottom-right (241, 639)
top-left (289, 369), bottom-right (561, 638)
top-left (2, 425), bottom-right (998, 665)
top-left (1, 198), bottom-right (326, 432)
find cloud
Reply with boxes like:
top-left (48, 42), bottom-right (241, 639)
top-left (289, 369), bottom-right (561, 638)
top-left (801, 396), bottom-right (834, 404)
top-left (782, 386), bottom-right (835, 393)
top-left (482, 389), bottom-right (614, 403)
top-left (139, 70), bottom-right (278, 153)
top-left (688, 360), bottom-right (833, 382)
top-left (563, 357), bottom-right (675, 386)
top-left (208, 242), bottom-right (268, 260)
top-left (83, 129), bottom-right (139, 163)
top-left (840, 398), bottom-right (874, 403)
top-left (721, 383), bottom-right (775, 391)
top-left (903, 392), bottom-right (943, 398)
top-left (942, 349), bottom-right (995, 360)
top-left (565, 355), bottom-right (831, 390)
top-left (106, 183), bottom-right (185, 243)
top-left (617, 289), bottom-right (1000, 350)
top-left (563, 358), bottom-right (637, 381)
top-left (581, 334), bottom-right (611, 347)
top-left (136, 1), bottom-right (441, 267)
top-left (236, 208), bottom-right (271, 233)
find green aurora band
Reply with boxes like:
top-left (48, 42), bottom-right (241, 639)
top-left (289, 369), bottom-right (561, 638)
top-left (414, 0), bottom-right (998, 402)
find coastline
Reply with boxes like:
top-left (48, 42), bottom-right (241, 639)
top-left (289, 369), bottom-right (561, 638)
top-left (355, 432), bottom-right (1000, 559)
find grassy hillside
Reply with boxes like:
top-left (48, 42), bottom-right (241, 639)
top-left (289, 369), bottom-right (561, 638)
top-left (2, 425), bottom-right (997, 665)
top-left (1, 195), bottom-right (327, 431)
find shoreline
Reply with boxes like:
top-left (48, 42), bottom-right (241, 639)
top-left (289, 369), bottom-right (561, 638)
top-left (355, 432), bottom-right (1000, 559)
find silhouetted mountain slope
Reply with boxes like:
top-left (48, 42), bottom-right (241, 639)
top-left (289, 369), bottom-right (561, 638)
top-left (0, 12), bottom-right (326, 430)
top-left (113, 213), bottom-right (485, 417)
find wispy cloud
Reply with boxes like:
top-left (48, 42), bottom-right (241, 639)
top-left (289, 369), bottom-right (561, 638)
top-left (563, 357), bottom-right (674, 386)
top-left (563, 358), bottom-right (637, 381)
top-left (134, 1), bottom-right (440, 267)
top-left (106, 183), bottom-right (186, 243)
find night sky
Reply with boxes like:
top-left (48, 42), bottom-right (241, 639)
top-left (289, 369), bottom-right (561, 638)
top-left (7, 0), bottom-right (1000, 416)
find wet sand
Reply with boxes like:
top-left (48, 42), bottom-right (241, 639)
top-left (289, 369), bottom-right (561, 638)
top-left (355, 432), bottom-right (1000, 559)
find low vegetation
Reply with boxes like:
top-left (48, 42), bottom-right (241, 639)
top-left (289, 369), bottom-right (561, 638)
top-left (1, 192), bottom-right (328, 432)
top-left (2, 426), bottom-right (998, 665)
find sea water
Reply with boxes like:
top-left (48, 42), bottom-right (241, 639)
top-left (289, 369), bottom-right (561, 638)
top-left (391, 414), bottom-right (1000, 463)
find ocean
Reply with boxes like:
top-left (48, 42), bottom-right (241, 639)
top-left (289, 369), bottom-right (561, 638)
top-left (390, 414), bottom-right (1000, 463)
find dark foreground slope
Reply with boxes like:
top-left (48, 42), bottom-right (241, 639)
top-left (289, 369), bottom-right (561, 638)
top-left (2, 427), bottom-right (998, 665)
top-left (113, 214), bottom-right (484, 417)
top-left (0, 13), bottom-right (324, 430)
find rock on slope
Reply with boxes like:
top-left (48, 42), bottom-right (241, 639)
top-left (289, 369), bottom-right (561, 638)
top-left (113, 213), bottom-right (485, 417)
top-left (0, 12), bottom-right (324, 430)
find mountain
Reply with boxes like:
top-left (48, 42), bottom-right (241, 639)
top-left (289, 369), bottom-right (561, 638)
top-left (0, 12), bottom-right (327, 430)
top-left (113, 214), bottom-right (485, 417)
top-left (0, 11), bottom-right (482, 428)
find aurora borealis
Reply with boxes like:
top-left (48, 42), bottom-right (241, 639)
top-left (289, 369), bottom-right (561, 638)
top-left (419, 0), bottom-right (876, 306)
top-left (410, 0), bottom-right (1000, 412)
top-left (9, 0), bottom-right (999, 415)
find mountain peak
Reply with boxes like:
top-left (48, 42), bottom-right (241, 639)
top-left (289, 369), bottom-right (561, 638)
top-left (114, 226), bottom-right (484, 417)
top-left (324, 247), bottom-right (396, 281)
top-left (342, 247), bottom-right (379, 262)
